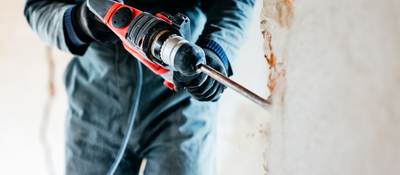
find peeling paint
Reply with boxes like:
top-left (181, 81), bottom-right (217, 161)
top-left (277, 0), bottom-right (294, 27)
top-left (260, 0), bottom-right (292, 105)
top-left (259, 1), bottom-right (400, 175)
top-left (260, 0), bottom-right (294, 29)
top-left (260, 0), bottom-right (293, 174)
top-left (263, 31), bottom-right (277, 94)
top-left (261, 30), bottom-right (287, 104)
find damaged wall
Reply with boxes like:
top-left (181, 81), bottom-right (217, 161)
top-left (261, 0), bottom-right (400, 174)
top-left (3, 0), bottom-right (399, 174)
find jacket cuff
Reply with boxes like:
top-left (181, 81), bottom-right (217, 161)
top-left (197, 39), bottom-right (233, 76)
top-left (63, 6), bottom-right (88, 55)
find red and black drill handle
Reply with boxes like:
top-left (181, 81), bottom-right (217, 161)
top-left (87, 0), bottom-right (205, 90)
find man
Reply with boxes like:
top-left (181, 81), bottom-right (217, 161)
top-left (24, 0), bottom-right (254, 174)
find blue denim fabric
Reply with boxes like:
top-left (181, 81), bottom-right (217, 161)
top-left (24, 0), bottom-right (254, 174)
top-left (64, 41), bottom-right (218, 174)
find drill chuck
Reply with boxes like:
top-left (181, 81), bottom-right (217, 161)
top-left (159, 34), bottom-right (188, 67)
top-left (158, 34), bottom-right (206, 75)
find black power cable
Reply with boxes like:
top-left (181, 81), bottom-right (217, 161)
top-left (107, 59), bottom-right (143, 175)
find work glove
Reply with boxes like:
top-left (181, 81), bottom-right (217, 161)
top-left (173, 47), bottom-right (228, 102)
top-left (70, 1), bottom-right (116, 43)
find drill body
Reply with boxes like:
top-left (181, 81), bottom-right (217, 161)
top-left (88, 0), bottom-right (205, 89)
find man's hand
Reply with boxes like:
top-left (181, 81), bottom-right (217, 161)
top-left (70, 1), bottom-right (116, 43)
top-left (173, 48), bottom-right (228, 102)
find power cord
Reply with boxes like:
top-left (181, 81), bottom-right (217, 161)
top-left (107, 59), bottom-right (143, 175)
top-left (40, 40), bottom-right (143, 175)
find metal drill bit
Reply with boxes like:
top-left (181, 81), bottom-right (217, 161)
top-left (198, 64), bottom-right (271, 110)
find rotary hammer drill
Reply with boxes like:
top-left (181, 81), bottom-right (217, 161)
top-left (87, 0), bottom-right (270, 109)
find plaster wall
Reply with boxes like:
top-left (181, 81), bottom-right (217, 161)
top-left (261, 0), bottom-right (400, 174)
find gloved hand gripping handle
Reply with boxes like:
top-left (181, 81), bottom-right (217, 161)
top-left (87, 0), bottom-right (271, 109)
top-left (161, 35), bottom-right (271, 109)
top-left (85, 2), bottom-right (270, 175)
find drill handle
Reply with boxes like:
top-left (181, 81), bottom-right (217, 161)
top-left (88, 0), bottom-right (177, 89)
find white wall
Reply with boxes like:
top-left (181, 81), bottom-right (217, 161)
top-left (262, 0), bottom-right (400, 174)
top-left (0, 1), bottom-right (70, 174)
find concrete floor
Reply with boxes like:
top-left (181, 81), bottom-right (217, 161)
top-left (0, 1), bottom-right (269, 175)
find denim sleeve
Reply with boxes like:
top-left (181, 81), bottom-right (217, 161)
top-left (198, 0), bottom-right (256, 73)
top-left (24, 0), bottom-right (84, 54)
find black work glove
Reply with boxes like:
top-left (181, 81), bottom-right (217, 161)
top-left (70, 1), bottom-right (116, 43)
top-left (174, 48), bottom-right (228, 102)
